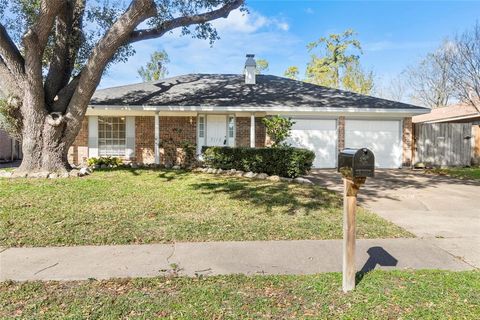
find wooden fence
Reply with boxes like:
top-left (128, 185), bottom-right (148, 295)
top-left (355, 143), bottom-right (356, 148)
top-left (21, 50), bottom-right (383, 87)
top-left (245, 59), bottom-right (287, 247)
top-left (414, 123), bottom-right (472, 167)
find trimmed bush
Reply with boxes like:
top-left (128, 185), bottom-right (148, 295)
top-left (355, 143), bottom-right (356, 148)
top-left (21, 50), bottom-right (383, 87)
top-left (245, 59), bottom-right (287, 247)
top-left (202, 146), bottom-right (315, 178)
top-left (87, 156), bottom-right (123, 167)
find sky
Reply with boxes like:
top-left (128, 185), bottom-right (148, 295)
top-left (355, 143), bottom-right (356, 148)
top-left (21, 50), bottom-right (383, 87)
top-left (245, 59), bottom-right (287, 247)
top-left (99, 0), bottom-right (480, 92)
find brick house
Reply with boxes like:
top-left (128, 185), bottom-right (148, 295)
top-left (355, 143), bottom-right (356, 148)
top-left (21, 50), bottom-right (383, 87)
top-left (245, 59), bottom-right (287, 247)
top-left (0, 128), bottom-right (22, 162)
top-left (70, 55), bottom-right (428, 168)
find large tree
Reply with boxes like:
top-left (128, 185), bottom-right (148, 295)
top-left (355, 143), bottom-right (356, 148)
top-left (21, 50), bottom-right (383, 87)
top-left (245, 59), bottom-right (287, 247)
top-left (449, 23), bottom-right (480, 111)
top-left (0, 0), bottom-right (244, 176)
top-left (404, 42), bottom-right (455, 109)
top-left (304, 29), bottom-right (374, 94)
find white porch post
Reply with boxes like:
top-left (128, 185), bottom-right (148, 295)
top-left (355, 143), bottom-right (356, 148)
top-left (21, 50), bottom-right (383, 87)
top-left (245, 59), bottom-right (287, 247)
top-left (154, 112), bottom-right (160, 164)
top-left (250, 113), bottom-right (255, 148)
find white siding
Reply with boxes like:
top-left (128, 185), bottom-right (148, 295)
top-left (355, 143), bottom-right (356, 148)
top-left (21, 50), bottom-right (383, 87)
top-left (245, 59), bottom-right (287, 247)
top-left (345, 119), bottom-right (402, 168)
top-left (287, 119), bottom-right (337, 168)
top-left (125, 116), bottom-right (135, 160)
top-left (88, 116), bottom-right (99, 158)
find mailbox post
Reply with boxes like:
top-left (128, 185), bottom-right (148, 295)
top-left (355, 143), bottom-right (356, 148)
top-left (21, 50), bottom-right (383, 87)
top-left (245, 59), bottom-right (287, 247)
top-left (338, 148), bottom-right (375, 292)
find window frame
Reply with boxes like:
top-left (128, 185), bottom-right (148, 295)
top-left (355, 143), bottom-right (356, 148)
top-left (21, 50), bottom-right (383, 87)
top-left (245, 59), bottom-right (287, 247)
top-left (98, 116), bottom-right (127, 157)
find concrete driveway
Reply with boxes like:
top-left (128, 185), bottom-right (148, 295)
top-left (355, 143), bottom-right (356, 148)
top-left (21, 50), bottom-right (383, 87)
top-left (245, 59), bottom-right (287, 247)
top-left (307, 169), bottom-right (480, 268)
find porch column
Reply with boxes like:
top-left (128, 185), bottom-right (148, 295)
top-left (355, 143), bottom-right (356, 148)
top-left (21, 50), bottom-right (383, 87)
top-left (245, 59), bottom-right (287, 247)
top-left (250, 113), bottom-right (255, 148)
top-left (154, 112), bottom-right (160, 164)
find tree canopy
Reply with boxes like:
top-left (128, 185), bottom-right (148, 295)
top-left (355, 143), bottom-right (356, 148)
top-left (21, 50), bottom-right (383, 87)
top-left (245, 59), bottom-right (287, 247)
top-left (283, 29), bottom-right (375, 95)
top-left (0, 0), bottom-right (244, 174)
top-left (283, 66), bottom-right (299, 80)
top-left (255, 58), bottom-right (269, 74)
top-left (138, 50), bottom-right (170, 82)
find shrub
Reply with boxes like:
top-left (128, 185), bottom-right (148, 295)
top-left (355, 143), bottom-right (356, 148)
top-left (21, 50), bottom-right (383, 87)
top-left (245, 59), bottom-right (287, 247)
top-left (87, 156), bottom-right (123, 167)
top-left (262, 115), bottom-right (295, 147)
top-left (202, 146), bottom-right (315, 178)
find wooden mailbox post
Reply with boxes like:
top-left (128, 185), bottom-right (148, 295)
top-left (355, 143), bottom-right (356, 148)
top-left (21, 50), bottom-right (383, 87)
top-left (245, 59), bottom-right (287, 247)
top-left (338, 148), bottom-right (375, 292)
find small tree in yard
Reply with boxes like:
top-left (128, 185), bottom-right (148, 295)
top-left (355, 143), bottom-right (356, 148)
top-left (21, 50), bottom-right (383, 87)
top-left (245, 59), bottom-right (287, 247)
top-left (0, 0), bottom-right (244, 176)
top-left (262, 115), bottom-right (295, 147)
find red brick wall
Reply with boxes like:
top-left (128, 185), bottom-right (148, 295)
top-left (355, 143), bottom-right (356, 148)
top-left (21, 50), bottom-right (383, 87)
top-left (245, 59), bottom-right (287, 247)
top-left (159, 116), bottom-right (197, 165)
top-left (337, 116), bottom-right (345, 152)
top-left (235, 116), bottom-right (267, 147)
top-left (255, 117), bottom-right (267, 147)
top-left (135, 116), bottom-right (155, 164)
top-left (68, 118), bottom-right (88, 165)
top-left (235, 117), bottom-right (250, 147)
top-left (402, 117), bottom-right (413, 167)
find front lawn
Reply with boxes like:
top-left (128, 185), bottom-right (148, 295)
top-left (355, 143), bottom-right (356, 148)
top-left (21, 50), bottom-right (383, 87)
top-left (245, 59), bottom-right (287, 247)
top-left (427, 166), bottom-right (480, 180)
top-left (1, 270), bottom-right (478, 319)
top-left (0, 169), bottom-right (411, 247)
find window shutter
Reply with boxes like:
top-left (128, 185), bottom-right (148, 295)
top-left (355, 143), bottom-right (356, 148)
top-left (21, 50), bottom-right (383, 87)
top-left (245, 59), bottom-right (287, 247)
top-left (125, 116), bottom-right (135, 160)
top-left (88, 116), bottom-right (99, 158)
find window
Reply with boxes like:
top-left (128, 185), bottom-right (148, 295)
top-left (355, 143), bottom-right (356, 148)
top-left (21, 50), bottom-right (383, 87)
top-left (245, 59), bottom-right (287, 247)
top-left (228, 116), bottom-right (235, 138)
top-left (98, 117), bottom-right (126, 157)
top-left (198, 116), bottom-right (205, 138)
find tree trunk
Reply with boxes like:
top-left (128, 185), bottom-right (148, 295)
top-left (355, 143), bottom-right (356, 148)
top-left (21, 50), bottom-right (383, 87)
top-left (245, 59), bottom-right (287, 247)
top-left (15, 100), bottom-right (81, 176)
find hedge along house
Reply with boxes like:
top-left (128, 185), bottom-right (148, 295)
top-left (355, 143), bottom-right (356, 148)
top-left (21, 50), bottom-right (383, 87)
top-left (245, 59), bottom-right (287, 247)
top-left (70, 55), bottom-right (428, 169)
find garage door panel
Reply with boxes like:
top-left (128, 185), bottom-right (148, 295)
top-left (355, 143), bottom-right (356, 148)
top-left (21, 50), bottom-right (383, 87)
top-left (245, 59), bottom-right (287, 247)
top-left (345, 120), bottom-right (402, 168)
top-left (287, 119), bottom-right (337, 168)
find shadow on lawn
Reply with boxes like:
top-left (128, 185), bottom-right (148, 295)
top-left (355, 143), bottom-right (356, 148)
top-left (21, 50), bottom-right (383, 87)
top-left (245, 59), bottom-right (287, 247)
top-left (356, 246), bottom-right (398, 285)
top-left (190, 179), bottom-right (341, 216)
top-left (92, 167), bottom-right (191, 180)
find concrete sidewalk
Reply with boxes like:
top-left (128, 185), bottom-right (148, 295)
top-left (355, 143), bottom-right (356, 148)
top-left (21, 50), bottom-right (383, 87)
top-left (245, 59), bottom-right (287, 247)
top-left (0, 239), bottom-right (474, 281)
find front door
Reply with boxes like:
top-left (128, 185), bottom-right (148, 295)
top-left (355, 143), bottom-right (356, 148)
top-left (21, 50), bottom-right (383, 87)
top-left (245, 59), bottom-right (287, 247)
top-left (206, 115), bottom-right (227, 147)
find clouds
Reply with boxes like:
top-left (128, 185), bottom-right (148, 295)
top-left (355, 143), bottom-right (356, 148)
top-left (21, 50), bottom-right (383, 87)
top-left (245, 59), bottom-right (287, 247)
top-left (305, 8), bottom-right (315, 15)
top-left (100, 9), bottom-right (296, 88)
top-left (212, 9), bottom-right (290, 33)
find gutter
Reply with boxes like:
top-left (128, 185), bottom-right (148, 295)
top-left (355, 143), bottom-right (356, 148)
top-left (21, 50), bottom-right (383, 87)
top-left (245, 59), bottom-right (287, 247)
top-left (88, 104), bottom-right (429, 115)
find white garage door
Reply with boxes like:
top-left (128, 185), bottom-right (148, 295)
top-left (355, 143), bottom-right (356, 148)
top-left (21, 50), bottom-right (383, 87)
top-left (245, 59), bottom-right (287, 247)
top-left (287, 119), bottom-right (337, 168)
top-left (345, 120), bottom-right (402, 168)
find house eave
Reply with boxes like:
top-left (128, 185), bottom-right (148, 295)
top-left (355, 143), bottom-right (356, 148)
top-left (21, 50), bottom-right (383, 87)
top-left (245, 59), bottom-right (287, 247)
top-left (415, 113), bottom-right (480, 124)
top-left (88, 104), bottom-right (428, 116)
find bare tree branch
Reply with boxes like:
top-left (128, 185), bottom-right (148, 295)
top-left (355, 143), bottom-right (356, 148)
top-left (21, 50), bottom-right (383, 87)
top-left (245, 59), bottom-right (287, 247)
top-left (447, 23), bottom-right (480, 112)
top-left (0, 23), bottom-right (25, 83)
top-left (44, 0), bottom-right (86, 108)
top-left (405, 43), bottom-right (455, 109)
top-left (64, 0), bottom-right (157, 141)
top-left (25, 0), bottom-right (66, 54)
top-left (128, 0), bottom-right (244, 44)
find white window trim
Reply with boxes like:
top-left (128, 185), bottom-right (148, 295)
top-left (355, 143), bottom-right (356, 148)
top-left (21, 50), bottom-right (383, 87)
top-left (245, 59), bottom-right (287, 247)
top-left (227, 114), bottom-right (236, 147)
top-left (197, 114), bottom-right (206, 155)
top-left (97, 116), bottom-right (127, 158)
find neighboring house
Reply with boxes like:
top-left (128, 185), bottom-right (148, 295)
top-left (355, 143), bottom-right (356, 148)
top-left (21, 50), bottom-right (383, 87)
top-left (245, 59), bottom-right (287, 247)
top-left (0, 129), bottom-right (22, 162)
top-left (70, 55), bottom-right (428, 169)
top-left (413, 103), bottom-right (480, 165)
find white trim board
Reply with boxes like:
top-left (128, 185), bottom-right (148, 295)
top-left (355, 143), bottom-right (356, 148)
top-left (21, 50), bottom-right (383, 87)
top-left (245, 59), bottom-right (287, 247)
top-left (88, 104), bottom-right (428, 116)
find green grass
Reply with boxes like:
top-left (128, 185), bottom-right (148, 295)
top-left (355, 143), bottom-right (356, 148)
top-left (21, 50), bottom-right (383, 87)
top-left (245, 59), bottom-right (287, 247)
top-left (0, 169), bottom-right (411, 247)
top-left (427, 166), bottom-right (480, 180)
top-left (1, 270), bottom-right (478, 319)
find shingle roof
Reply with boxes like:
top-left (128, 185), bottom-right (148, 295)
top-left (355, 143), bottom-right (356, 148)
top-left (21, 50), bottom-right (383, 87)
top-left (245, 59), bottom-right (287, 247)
top-left (91, 74), bottom-right (426, 110)
top-left (413, 102), bottom-right (480, 123)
